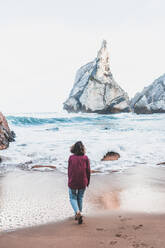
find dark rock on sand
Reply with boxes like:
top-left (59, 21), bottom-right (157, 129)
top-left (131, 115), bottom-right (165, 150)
top-left (31, 165), bottom-right (57, 170)
top-left (101, 151), bottom-right (120, 161)
top-left (157, 162), bottom-right (165, 165)
top-left (90, 169), bottom-right (102, 174)
top-left (63, 40), bottom-right (131, 114)
top-left (0, 112), bottom-right (15, 151)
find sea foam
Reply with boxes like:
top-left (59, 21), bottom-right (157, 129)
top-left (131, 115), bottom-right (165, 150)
top-left (0, 112), bottom-right (164, 174)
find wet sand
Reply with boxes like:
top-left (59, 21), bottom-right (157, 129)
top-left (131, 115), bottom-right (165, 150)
top-left (1, 165), bottom-right (165, 247)
top-left (1, 213), bottom-right (165, 248)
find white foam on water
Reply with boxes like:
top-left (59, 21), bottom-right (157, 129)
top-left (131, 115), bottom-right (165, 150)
top-left (0, 112), bottom-right (165, 174)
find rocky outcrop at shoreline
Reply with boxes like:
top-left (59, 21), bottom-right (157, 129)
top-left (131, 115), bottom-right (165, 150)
top-left (0, 112), bottom-right (15, 150)
top-left (131, 74), bottom-right (165, 114)
top-left (101, 151), bottom-right (120, 161)
top-left (63, 40), bottom-right (131, 114)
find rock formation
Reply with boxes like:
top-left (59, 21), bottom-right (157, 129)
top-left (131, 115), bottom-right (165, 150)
top-left (63, 40), bottom-right (131, 114)
top-left (101, 151), bottom-right (120, 161)
top-left (31, 165), bottom-right (56, 170)
top-left (0, 112), bottom-right (15, 150)
top-left (131, 74), bottom-right (165, 114)
top-left (157, 162), bottom-right (165, 165)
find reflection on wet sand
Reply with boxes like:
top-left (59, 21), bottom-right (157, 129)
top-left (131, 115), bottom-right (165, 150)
top-left (89, 166), bottom-right (165, 214)
top-left (91, 190), bottom-right (121, 210)
top-left (1, 166), bottom-right (165, 231)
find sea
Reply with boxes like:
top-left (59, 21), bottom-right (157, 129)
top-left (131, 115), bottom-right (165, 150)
top-left (0, 111), bottom-right (165, 231)
top-left (0, 111), bottom-right (165, 174)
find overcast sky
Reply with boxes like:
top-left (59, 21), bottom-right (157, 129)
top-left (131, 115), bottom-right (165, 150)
top-left (0, 0), bottom-right (165, 113)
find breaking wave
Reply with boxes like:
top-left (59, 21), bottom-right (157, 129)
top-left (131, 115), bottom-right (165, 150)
top-left (7, 114), bottom-right (121, 126)
top-left (0, 112), bottom-right (164, 174)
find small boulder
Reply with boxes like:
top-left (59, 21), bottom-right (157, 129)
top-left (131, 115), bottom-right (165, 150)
top-left (157, 162), bottom-right (165, 165)
top-left (31, 165), bottom-right (56, 170)
top-left (101, 151), bottom-right (120, 161)
top-left (90, 169), bottom-right (102, 174)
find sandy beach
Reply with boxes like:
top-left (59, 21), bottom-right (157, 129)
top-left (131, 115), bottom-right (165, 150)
top-left (1, 213), bottom-right (165, 248)
top-left (1, 165), bottom-right (165, 247)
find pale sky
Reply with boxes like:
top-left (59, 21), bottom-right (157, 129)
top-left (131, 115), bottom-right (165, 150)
top-left (0, 0), bottom-right (165, 113)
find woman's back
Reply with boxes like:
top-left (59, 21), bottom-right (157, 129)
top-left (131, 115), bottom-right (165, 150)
top-left (68, 154), bottom-right (90, 189)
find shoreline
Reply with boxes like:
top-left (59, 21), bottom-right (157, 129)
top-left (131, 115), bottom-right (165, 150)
top-left (1, 165), bottom-right (165, 247)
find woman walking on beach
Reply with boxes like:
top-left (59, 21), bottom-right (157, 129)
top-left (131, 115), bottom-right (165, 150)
top-left (68, 141), bottom-right (90, 224)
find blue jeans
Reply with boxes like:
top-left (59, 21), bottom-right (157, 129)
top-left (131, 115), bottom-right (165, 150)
top-left (69, 188), bottom-right (86, 214)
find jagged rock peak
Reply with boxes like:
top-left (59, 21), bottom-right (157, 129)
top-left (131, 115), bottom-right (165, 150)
top-left (96, 40), bottom-right (111, 78)
top-left (63, 41), bottom-right (131, 114)
top-left (131, 73), bottom-right (165, 114)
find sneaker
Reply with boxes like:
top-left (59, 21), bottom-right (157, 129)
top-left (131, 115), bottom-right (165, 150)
top-left (76, 212), bottom-right (83, 224)
top-left (78, 215), bottom-right (83, 224)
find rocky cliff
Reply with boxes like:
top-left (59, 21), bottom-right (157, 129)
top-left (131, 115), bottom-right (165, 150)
top-left (63, 41), bottom-right (131, 114)
top-left (0, 112), bottom-right (15, 150)
top-left (131, 74), bottom-right (165, 114)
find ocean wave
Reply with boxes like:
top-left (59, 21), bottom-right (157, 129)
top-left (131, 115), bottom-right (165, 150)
top-left (1, 112), bottom-right (164, 175)
top-left (6, 115), bottom-right (120, 126)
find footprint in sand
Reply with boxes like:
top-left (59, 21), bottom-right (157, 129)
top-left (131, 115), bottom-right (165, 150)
top-left (115, 233), bottom-right (128, 239)
top-left (133, 224), bottom-right (143, 230)
top-left (115, 233), bottom-right (122, 237)
top-left (132, 241), bottom-right (148, 247)
top-left (118, 216), bottom-right (132, 222)
top-left (121, 234), bottom-right (128, 239)
top-left (96, 227), bottom-right (105, 231)
top-left (132, 244), bottom-right (140, 248)
top-left (109, 240), bottom-right (117, 245)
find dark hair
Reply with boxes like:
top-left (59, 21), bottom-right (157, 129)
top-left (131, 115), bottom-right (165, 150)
top-left (70, 141), bottom-right (85, 156)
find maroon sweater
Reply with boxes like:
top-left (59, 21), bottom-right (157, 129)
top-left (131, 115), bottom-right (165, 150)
top-left (68, 154), bottom-right (90, 189)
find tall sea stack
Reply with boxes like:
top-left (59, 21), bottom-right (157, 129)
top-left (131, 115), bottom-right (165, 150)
top-left (63, 40), bottom-right (131, 114)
